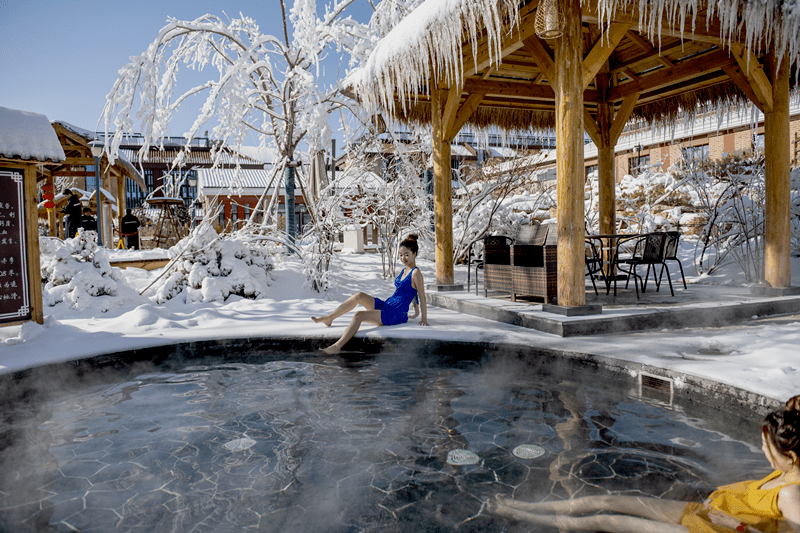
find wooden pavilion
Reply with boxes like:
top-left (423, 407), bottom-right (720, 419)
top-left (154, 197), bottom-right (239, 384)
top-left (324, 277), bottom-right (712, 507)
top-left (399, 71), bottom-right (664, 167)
top-left (42, 122), bottom-right (146, 241)
top-left (348, 0), bottom-right (800, 310)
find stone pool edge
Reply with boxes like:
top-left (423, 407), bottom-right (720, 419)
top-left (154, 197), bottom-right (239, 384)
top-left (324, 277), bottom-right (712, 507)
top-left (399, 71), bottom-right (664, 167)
top-left (0, 335), bottom-right (783, 419)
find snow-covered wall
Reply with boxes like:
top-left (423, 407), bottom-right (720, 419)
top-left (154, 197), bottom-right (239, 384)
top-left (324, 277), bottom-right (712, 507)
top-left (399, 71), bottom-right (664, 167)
top-left (0, 107), bottom-right (65, 162)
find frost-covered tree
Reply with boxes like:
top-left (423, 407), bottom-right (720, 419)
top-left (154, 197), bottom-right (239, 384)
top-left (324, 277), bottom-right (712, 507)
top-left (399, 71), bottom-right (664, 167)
top-left (100, 1), bottom-right (369, 233)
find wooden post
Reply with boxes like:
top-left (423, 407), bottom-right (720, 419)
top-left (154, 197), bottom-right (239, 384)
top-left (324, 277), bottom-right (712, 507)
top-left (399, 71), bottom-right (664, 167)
top-left (46, 174), bottom-right (57, 237)
top-left (764, 53), bottom-right (791, 287)
top-left (554, 0), bottom-right (585, 306)
top-left (116, 173), bottom-right (125, 247)
top-left (24, 164), bottom-right (43, 324)
top-left (431, 86), bottom-right (455, 285)
top-left (596, 101), bottom-right (616, 236)
top-left (596, 101), bottom-right (616, 279)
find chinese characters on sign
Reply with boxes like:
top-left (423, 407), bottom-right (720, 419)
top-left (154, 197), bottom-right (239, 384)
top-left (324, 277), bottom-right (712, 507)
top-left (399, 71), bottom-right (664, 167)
top-left (0, 169), bottom-right (31, 324)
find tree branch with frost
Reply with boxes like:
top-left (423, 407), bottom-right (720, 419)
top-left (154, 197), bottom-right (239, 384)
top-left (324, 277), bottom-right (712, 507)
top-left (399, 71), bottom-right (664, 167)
top-left (101, 4), bottom-right (362, 176)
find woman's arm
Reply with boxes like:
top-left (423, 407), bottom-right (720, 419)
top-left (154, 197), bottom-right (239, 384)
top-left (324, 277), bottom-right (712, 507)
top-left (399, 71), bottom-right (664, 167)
top-left (778, 484), bottom-right (800, 532)
top-left (412, 269), bottom-right (428, 326)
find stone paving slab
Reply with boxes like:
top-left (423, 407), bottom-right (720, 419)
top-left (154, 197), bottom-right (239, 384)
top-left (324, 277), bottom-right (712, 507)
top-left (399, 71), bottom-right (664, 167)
top-left (428, 283), bottom-right (800, 337)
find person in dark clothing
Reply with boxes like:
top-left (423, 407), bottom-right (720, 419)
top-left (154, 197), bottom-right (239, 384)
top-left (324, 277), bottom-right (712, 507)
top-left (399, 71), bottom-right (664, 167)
top-left (81, 207), bottom-right (97, 233)
top-left (61, 189), bottom-right (83, 239)
top-left (120, 208), bottom-right (141, 249)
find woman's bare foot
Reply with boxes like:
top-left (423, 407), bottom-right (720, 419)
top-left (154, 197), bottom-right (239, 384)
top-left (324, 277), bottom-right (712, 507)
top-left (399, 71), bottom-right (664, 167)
top-left (320, 344), bottom-right (341, 355)
top-left (311, 315), bottom-right (333, 327)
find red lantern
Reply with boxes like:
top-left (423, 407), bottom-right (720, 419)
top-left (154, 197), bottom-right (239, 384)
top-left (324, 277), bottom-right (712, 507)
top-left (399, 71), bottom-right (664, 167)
top-left (42, 191), bottom-right (54, 200)
top-left (44, 201), bottom-right (55, 209)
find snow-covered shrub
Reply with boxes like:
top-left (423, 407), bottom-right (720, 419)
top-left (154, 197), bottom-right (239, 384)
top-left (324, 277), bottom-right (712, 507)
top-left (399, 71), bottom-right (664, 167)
top-left (152, 223), bottom-right (274, 303)
top-left (40, 231), bottom-right (127, 311)
top-left (452, 153), bottom-right (555, 263)
top-left (671, 152), bottom-right (767, 280)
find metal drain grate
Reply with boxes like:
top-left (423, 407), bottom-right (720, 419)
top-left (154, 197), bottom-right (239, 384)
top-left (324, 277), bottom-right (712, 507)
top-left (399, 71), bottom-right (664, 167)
top-left (639, 371), bottom-right (674, 405)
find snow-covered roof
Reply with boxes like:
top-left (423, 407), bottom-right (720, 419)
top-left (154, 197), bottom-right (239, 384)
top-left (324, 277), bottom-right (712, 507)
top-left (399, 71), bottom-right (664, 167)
top-left (488, 147), bottom-right (517, 158)
top-left (450, 144), bottom-right (474, 157)
top-left (332, 169), bottom-right (385, 191)
top-left (348, 0), bottom-right (800, 132)
top-left (236, 145), bottom-right (276, 164)
top-left (0, 107), bottom-right (65, 162)
top-left (119, 147), bottom-right (262, 166)
top-left (198, 168), bottom-right (274, 189)
top-left (55, 120), bottom-right (95, 141)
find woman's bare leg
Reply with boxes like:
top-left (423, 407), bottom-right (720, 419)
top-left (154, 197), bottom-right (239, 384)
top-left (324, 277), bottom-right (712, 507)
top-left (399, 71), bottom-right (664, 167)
top-left (487, 501), bottom-right (688, 533)
top-left (312, 292), bottom-right (375, 327)
top-left (321, 309), bottom-right (383, 354)
top-left (494, 494), bottom-right (686, 523)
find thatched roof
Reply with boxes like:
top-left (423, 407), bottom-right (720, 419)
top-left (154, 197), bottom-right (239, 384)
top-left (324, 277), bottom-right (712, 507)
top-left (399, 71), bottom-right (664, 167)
top-left (347, 0), bottom-right (800, 133)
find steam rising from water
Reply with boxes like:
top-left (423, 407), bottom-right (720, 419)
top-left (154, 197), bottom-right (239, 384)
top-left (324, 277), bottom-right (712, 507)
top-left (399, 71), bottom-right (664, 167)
top-left (0, 347), bottom-right (767, 532)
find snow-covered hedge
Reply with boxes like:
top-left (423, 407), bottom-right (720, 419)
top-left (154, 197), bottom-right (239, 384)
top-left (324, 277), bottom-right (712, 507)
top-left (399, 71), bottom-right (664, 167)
top-left (152, 223), bottom-right (274, 304)
top-left (40, 231), bottom-right (139, 312)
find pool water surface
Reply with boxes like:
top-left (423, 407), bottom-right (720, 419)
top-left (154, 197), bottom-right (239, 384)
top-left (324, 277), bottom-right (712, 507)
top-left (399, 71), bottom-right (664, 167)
top-left (0, 348), bottom-right (768, 532)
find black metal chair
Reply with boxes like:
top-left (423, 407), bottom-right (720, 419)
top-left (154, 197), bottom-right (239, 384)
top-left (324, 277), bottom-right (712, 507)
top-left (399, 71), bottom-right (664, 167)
top-left (658, 231), bottom-right (687, 290)
top-left (615, 232), bottom-right (669, 298)
top-left (584, 239), bottom-right (602, 296)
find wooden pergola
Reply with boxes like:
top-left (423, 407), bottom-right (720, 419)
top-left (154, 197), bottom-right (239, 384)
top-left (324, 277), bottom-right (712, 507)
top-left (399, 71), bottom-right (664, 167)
top-left (350, 0), bottom-right (799, 309)
top-left (41, 122), bottom-right (146, 240)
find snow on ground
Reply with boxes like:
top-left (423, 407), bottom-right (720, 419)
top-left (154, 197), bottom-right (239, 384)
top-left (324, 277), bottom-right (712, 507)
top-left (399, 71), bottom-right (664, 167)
top-left (1, 240), bottom-right (798, 404)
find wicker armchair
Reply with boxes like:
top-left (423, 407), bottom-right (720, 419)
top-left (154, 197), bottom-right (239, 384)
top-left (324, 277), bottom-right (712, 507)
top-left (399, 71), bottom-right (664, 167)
top-left (510, 224), bottom-right (558, 303)
top-left (483, 235), bottom-right (513, 296)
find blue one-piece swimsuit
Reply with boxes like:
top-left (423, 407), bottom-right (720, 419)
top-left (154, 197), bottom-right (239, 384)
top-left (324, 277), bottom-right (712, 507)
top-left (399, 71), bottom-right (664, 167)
top-left (374, 267), bottom-right (419, 326)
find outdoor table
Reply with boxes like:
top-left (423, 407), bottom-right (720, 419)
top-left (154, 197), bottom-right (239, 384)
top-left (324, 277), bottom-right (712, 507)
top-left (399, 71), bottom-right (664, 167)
top-left (584, 233), bottom-right (641, 293)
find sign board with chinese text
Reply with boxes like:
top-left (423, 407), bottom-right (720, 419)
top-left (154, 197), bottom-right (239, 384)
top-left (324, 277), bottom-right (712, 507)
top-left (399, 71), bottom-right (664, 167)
top-left (0, 168), bottom-right (32, 324)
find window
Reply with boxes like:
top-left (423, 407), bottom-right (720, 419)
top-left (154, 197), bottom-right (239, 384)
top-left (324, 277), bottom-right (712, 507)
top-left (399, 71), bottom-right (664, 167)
top-left (126, 177), bottom-right (145, 208)
top-left (681, 144), bottom-right (709, 161)
top-left (628, 155), bottom-right (650, 176)
top-left (585, 165), bottom-right (598, 178)
top-left (143, 169), bottom-right (154, 195)
top-left (219, 208), bottom-right (225, 227)
top-left (85, 165), bottom-right (96, 191)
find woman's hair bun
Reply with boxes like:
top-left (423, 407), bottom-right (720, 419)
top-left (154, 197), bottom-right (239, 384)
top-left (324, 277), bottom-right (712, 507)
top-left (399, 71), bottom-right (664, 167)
top-left (786, 395), bottom-right (800, 413)
top-left (406, 234), bottom-right (419, 242)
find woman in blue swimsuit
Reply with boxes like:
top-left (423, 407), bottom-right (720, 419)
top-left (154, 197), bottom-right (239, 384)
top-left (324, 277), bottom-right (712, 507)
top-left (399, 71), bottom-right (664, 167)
top-left (313, 234), bottom-right (428, 354)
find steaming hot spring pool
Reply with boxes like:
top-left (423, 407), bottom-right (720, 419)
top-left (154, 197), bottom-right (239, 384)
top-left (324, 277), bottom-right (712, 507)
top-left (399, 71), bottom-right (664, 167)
top-left (1, 341), bottom-right (768, 533)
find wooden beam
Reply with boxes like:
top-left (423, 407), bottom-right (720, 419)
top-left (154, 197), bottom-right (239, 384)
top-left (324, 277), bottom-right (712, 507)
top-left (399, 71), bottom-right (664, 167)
top-left (607, 50), bottom-right (735, 101)
top-left (583, 108), bottom-right (603, 146)
top-left (583, 23), bottom-right (631, 89)
top-left (446, 93), bottom-right (485, 140)
top-left (730, 43), bottom-right (773, 113)
top-left (721, 63), bottom-right (765, 113)
top-left (464, 78), bottom-right (554, 99)
top-left (631, 71), bottom-right (730, 106)
top-left (51, 170), bottom-right (95, 177)
top-left (609, 93), bottom-right (639, 146)
top-left (462, 78), bottom-right (602, 103)
top-left (440, 82), bottom-right (464, 142)
top-left (624, 30), bottom-right (675, 69)
top-left (610, 41), bottom-right (688, 76)
top-left (522, 36), bottom-right (555, 82)
top-left (63, 156), bottom-right (97, 166)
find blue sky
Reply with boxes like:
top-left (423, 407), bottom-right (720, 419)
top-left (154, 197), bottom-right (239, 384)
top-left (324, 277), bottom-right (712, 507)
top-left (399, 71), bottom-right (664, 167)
top-left (0, 0), bottom-right (374, 146)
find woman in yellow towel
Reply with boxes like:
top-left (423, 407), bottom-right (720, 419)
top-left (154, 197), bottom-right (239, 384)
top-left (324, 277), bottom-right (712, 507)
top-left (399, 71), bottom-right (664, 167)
top-left (487, 395), bottom-right (800, 533)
